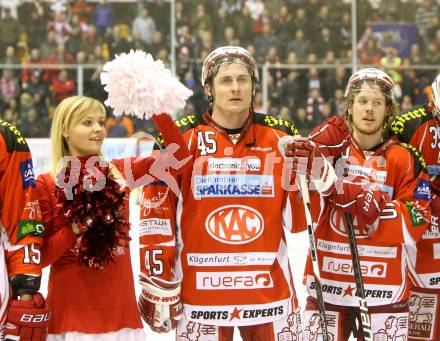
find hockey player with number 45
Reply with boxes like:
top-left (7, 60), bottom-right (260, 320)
top-left (388, 74), bottom-right (440, 341)
top-left (138, 46), bottom-right (336, 340)
top-left (0, 120), bottom-right (49, 340)
top-left (285, 68), bottom-right (431, 340)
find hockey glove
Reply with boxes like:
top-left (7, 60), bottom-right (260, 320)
top-left (309, 115), bottom-right (351, 159)
top-left (151, 113), bottom-right (192, 173)
top-left (283, 137), bottom-right (335, 195)
top-left (5, 293), bottom-right (50, 341)
top-left (332, 180), bottom-right (389, 226)
top-left (138, 273), bottom-right (182, 333)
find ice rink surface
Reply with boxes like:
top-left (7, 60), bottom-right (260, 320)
top-left (39, 192), bottom-right (315, 341)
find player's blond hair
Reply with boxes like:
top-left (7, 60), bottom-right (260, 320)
top-left (49, 96), bottom-right (106, 177)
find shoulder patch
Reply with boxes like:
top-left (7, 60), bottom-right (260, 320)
top-left (398, 142), bottom-right (427, 177)
top-left (388, 105), bottom-right (431, 142)
top-left (174, 114), bottom-right (204, 134)
top-left (254, 113), bottom-right (299, 136)
top-left (0, 120), bottom-right (29, 153)
top-left (154, 113), bottom-right (203, 149)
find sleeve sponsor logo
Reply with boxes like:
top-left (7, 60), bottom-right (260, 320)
top-left (413, 179), bottom-right (430, 201)
top-left (404, 200), bottom-right (428, 227)
top-left (139, 218), bottom-right (172, 236)
top-left (205, 205), bottom-right (264, 244)
top-left (194, 174), bottom-right (274, 198)
top-left (17, 220), bottom-right (44, 239)
top-left (207, 158), bottom-right (261, 172)
top-left (20, 159), bottom-right (35, 189)
top-left (187, 252), bottom-right (277, 266)
top-left (196, 271), bottom-right (273, 290)
top-left (322, 256), bottom-right (387, 278)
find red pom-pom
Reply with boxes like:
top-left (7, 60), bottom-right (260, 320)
top-left (55, 157), bottom-right (131, 269)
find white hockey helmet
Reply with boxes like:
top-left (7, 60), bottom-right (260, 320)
top-left (431, 74), bottom-right (440, 120)
top-left (201, 46), bottom-right (258, 85)
top-left (344, 68), bottom-right (395, 99)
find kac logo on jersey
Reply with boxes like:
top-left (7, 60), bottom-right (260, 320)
top-left (413, 179), bottom-right (430, 201)
top-left (205, 205), bottom-right (264, 244)
top-left (20, 159), bottom-right (35, 189)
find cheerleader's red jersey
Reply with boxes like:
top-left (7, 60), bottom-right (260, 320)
top-left (0, 120), bottom-right (43, 278)
top-left (304, 138), bottom-right (430, 307)
top-left (389, 105), bottom-right (440, 288)
top-left (140, 112), bottom-right (310, 327)
top-left (35, 156), bottom-right (160, 334)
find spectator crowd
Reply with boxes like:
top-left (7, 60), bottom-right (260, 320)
top-left (0, 0), bottom-right (440, 137)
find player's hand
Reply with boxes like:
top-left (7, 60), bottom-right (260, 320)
top-left (284, 137), bottom-right (325, 177)
top-left (151, 113), bottom-right (192, 173)
top-left (332, 180), bottom-right (389, 226)
top-left (309, 115), bottom-right (351, 159)
top-left (5, 292), bottom-right (50, 341)
top-left (282, 137), bottom-right (336, 195)
top-left (138, 273), bottom-right (182, 333)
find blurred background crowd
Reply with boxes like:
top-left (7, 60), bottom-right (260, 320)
top-left (0, 0), bottom-right (439, 138)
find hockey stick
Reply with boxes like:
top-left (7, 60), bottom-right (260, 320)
top-left (344, 213), bottom-right (372, 341)
top-left (299, 175), bottom-right (329, 341)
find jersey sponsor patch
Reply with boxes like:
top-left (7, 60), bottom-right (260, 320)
top-left (187, 252), bottom-right (277, 267)
top-left (306, 276), bottom-right (398, 306)
top-left (404, 201), bottom-right (428, 227)
top-left (433, 243), bottom-right (440, 260)
top-left (207, 158), bottom-right (261, 172)
top-left (17, 220), bottom-right (44, 240)
top-left (317, 239), bottom-right (398, 258)
top-left (196, 271), bottom-right (273, 290)
top-left (140, 218), bottom-right (172, 236)
top-left (185, 300), bottom-right (288, 326)
top-left (193, 174), bottom-right (274, 198)
top-left (409, 291), bottom-right (438, 339)
top-left (322, 256), bottom-right (387, 278)
top-left (205, 205), bottom-right (264, 244)
top-left (19, 159), bottom-right (35, 189)
top-left (413, 179), bottom-right (431, 201)
top-left (418, 272), bottom-right (440, 288)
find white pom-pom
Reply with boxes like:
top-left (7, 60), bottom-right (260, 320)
top-left (100, 50), bottom-right (193, 119)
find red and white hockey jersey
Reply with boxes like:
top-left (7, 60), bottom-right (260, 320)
top-left (140, 112), bottom-right (309, 327)
top-left (0, 120), bottom-right (44, 323)
top-left (304, 137), bottom-right (430, 307)
top-left (389, 105), bottom-right (440, 289)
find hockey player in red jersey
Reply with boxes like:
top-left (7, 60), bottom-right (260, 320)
top-left (388, 74), bottom-right (440, 341)
top-left (138, 46), bottom-right (336, 340)
top-left (35, 96), bottom-right (190, 340)
top-left (287, 68), bottom-right (431, 340)
top-left (0, 120), bottom-right (49, 340)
